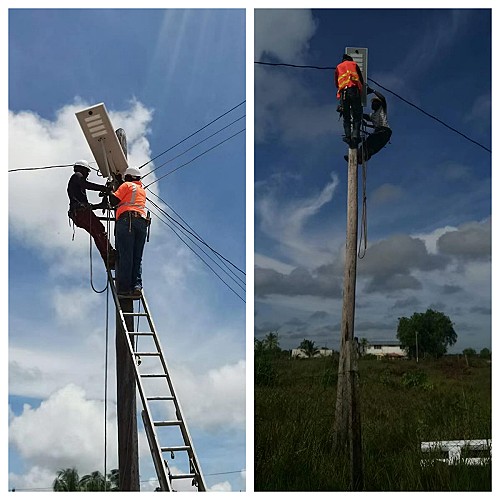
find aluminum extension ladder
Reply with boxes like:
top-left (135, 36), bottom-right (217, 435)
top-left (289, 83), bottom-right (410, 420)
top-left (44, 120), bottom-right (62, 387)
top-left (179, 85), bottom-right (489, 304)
top-left (108, 272), bottom-right (206, 491)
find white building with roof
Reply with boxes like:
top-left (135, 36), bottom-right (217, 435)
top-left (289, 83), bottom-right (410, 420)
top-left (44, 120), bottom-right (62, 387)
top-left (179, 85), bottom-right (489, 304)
top-left (365, 340), bottom-right (406, 359)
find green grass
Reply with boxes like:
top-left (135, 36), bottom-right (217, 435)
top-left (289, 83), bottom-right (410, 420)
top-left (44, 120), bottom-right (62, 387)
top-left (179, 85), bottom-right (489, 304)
top-left (254, 354), bottom-right (491, 491)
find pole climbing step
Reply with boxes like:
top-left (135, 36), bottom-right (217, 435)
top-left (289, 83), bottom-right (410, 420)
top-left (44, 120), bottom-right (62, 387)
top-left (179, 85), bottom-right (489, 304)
top-left (108, 271), bottom-right (206, 492)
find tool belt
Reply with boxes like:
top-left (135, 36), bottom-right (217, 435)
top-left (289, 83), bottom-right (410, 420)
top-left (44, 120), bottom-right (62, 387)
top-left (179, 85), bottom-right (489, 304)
top-left (118, 210), bottom-right (151, 226)
top-left (68, 202), bottom-right (90, 217)
top-left (118, 210), bottom-right (146, 220)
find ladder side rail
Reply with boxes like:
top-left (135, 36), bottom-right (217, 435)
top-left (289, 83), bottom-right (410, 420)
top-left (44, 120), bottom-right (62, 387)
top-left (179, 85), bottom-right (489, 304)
top-left (140, 292), bottom-right (207, 491)
top-left (108, 274), bottom-right (173, 491)
top-left (141, 410), bottom-right (171, 491)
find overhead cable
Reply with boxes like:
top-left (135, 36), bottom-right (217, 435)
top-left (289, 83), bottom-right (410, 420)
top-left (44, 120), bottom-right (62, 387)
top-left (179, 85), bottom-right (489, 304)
top-left (138, 100), bottom-right (246, 171)
top-left (144, 128), bottom-right (245, 188)
top-left (255, 61), bottom-right (491, 153)
top-left (147, 200), bottom-right (245, 291)
top-left (142, 114), bottom-right (245, 179)
top-left (8, 163), bottom-right (74, 172)
top-left (146, 189), bottom-right (245, 279)
top-left (147, 203), bottom-right (245, 303)
top-left (9, 163), bottom-right (99, 173)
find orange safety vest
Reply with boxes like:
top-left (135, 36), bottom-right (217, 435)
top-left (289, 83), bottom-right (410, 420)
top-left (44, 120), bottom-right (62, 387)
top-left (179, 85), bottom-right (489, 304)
top-left (335, 60), bottom-right (363, 98)
top-left (114, 180), bottom-right (147, 220)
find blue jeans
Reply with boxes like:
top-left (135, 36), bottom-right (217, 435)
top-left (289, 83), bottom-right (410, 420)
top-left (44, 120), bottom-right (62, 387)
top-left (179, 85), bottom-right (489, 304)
top-left (116, 213), bottom-right (148, 293)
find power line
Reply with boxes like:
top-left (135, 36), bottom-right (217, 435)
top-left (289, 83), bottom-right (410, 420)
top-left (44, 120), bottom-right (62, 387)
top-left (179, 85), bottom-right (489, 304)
top-left (144, 128), bottom-right (245, 188)
top-left (146, 189), bottom-right (245, 279)
top-left (147, 197), bottom-right (245, 289)
top-left (8, 163), bottom-right (74, 172)
top-left (367, 77), bottom-right (491, 153)
top-left (9, 163), bottom-right (100, 173)
top-left (255, 60), bottom-right (491, 153)
top-left (147, 203), bottom-right (245, 303)
top-left (138, 100), bottom-right (245, 171)
top-left (142, 114), bottom-right (245, 180)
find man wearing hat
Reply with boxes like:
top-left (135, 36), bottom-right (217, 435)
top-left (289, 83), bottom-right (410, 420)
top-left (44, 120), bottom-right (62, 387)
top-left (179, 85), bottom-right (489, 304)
top-left (67, 160), bottom-right (116, 268)
top-left (108, 166), bottom-right (148, 297)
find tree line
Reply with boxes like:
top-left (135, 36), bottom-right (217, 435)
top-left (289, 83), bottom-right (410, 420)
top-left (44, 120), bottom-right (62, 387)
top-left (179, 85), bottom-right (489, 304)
top-left (255, 309), bottom-right (491, 360)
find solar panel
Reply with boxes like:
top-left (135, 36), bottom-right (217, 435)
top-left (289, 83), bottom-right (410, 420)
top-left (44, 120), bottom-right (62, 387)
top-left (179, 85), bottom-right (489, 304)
top-left (75, 103), bottom-right (129, 178)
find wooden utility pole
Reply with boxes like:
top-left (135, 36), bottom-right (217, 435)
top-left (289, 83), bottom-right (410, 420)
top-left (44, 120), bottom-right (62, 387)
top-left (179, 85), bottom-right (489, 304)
top-left (115, 128), bottom-right (140, 491)
top-left (333, 146), bottom-right (364, 490)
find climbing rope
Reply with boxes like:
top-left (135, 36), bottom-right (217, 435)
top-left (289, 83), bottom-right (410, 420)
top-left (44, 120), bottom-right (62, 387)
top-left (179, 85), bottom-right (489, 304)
top-left (103, 273), bottom-right (110, 491)
top-left (358, 122), bottom-right (369, 259)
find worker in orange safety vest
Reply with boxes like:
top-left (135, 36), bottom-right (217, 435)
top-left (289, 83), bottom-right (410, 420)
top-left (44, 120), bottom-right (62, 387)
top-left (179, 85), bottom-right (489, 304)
top-left (109, 166), bottom-right (149, 297)
top-left (335, 54), bottom-right (364, 148)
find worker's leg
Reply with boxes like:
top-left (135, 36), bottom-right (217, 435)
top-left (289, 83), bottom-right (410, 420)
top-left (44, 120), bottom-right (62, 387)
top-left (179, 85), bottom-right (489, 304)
top-left (131, 218), bottom-right (148, 292)
top-left (365, 128), bottom-right (392, 160)
top-left (350, 90), bottom-right (363, 146)
top-left (71, 207), bottom-right (115, 265)
top-left (115, 215), bottom-right (134, 293)
top-left (341, 91), bottom-right (352, 140)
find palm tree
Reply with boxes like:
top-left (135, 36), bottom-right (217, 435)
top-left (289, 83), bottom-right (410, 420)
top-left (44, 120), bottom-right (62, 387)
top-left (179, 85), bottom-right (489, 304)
top-left (359, 337), bottom-right (368, 356)
top-left (53, 467), bottom-right (81, 491)
top-left (299, 339), bottom-right (319, 358)
top-left (53, 467), bottom-right (120, 492)
top-left (80, 470), bottom-right (106, 491)
top-left (264, 331), bottom-right (280, 351)
top-left (254, 337), bottom-right (265, 354)
top-left (106, 469), bottom-right (120, 491)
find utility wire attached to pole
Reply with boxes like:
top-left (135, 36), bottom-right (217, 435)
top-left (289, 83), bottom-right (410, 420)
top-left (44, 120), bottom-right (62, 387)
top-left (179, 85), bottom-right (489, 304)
top-left (254, 61), bottom-right (491, 153)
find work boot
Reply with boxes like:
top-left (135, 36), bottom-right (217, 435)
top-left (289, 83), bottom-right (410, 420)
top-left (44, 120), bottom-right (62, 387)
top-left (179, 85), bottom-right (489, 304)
top-left (342, 135), bottom-right (351, 145)
top-left (350, 136), bottom-right (361, 149)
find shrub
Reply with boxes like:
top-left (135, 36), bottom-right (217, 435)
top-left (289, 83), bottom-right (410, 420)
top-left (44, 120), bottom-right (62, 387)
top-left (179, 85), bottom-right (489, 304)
top-left (401, 370), bottom-right (433, 390)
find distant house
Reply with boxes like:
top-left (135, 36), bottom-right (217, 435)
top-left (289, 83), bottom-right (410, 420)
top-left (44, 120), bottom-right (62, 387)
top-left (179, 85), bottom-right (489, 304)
top-left (291, 348), bottom-right (334, 359)
top-left (365, 340), bottom-right (405, 359)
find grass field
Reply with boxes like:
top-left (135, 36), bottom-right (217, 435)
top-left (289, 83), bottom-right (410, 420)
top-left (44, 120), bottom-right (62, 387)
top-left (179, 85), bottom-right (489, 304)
top-left (254, 353), bottom-right (491, 491)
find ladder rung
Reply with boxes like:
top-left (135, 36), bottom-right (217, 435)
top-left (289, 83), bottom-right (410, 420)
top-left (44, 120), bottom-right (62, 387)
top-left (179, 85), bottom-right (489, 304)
top-left (141, 373), bottom-right (168, 378)
top-left (154, 420), bottom-right (182, 427)
top-left (170, 473), bottom-right (196, 480)
top-left (162, 445), bottom-right (191, 452)
top-left (123, 312), bottom-right (148, 316)
top-left (134, 352), bottom-right (159, 356)
top-left (131, 332), bottom-right (154, 336)
top-left (147, 396), bottom-right (175, 401)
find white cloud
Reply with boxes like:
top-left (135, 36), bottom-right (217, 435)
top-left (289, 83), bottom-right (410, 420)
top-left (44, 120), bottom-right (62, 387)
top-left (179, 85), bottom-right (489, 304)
top-left (255, 9), bottom-right (316, 62)
top-left (51, 286), bottom-right (101, 325)
top-left (256, 172), bottom-right (340, 266)
top-left (209, 480), bottom-right (232, 491)
top-left (9, 384), bottom-right (119, 479)
top-left (9, 344), bottom-right (111, 401)
top-left (254, 253), bottom-right (294, 274)
top-left (254, 10), bottom-right (335, 145)
top-left (171, 360), bottom-right (245, 430)
top-left (9, 465), bottom-right (57, 493)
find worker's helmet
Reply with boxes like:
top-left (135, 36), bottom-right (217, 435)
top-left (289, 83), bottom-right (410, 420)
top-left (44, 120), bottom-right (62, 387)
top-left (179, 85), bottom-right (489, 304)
top-left (74, 160), bottom-right (91, 172)
top-left (124, 166), bottom-right (141, 179)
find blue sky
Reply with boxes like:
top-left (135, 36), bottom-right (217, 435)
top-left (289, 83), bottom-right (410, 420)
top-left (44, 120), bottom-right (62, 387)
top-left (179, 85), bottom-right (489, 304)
top-left (254, 8), bottom-right (491, 354)
top-left (8, 8), bottom-right (245, 492)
